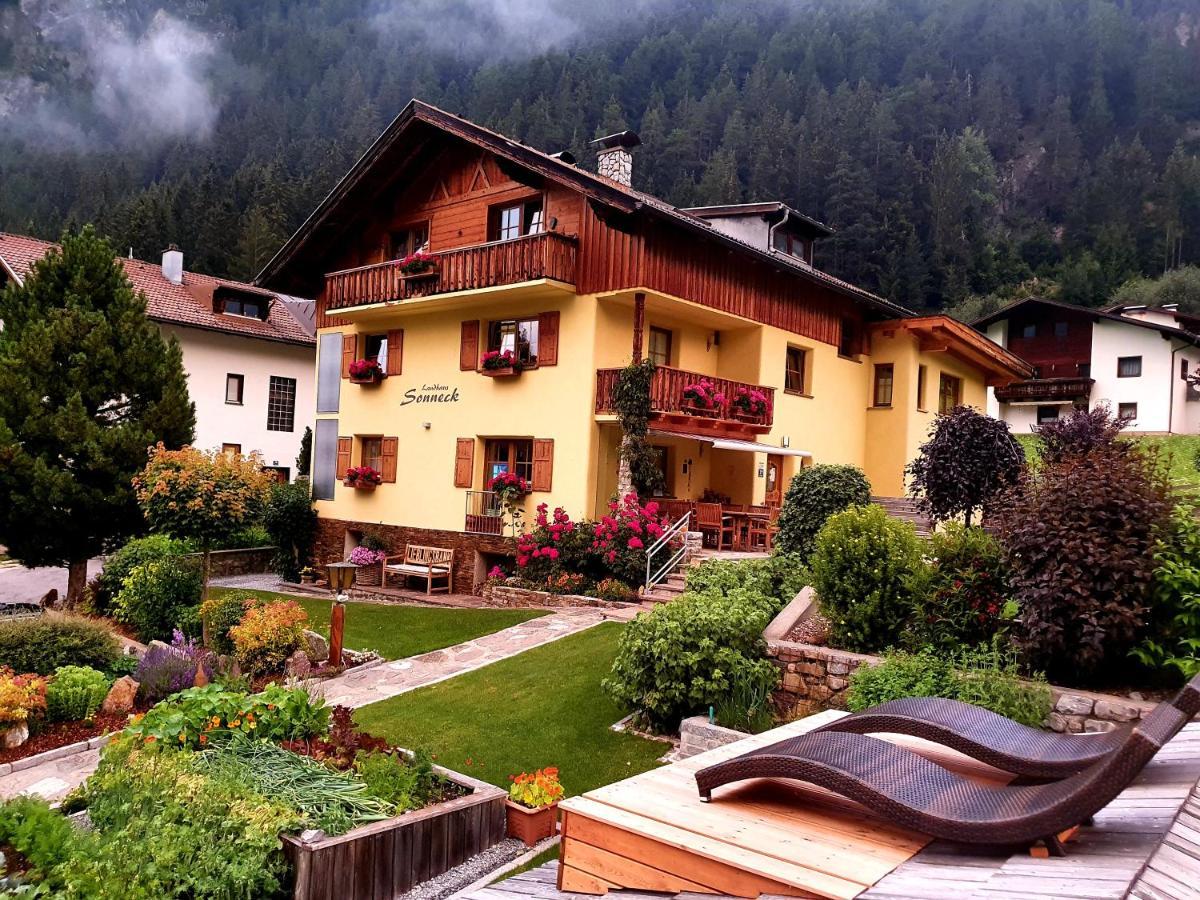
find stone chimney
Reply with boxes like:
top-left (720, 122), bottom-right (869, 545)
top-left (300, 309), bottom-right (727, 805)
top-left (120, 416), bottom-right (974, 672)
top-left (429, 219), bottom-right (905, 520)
top-left (589, 131), bottom-right (641, 187)
top-left (162, 244), bottom-right (183, 285)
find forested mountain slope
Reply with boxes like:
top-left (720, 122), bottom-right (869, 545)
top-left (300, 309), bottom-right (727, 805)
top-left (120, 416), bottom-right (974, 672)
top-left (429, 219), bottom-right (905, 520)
top-left (2, 0), bottom-right (1199, 313)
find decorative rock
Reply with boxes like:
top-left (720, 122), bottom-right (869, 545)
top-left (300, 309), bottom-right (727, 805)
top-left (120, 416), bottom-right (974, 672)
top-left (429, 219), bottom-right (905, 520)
top-left (286, 650), bottom-right (312, 678)
top-left (302, 629), bottom-right (330, 662)
top-left (1084, 718), bottom-right (1117, 733)
top-left (193, 660), bottom-right (210, 688)
top-left (101, 676), bottom-right (139, 715)
top-left (1094, 699), bottom-right (1140, 723)
top-left (0, 723), bottom-right (28, 749)
top-left (1054, 693), bottom-right (1094, 716)
top-left (827, 676), bottom-right (848, 691)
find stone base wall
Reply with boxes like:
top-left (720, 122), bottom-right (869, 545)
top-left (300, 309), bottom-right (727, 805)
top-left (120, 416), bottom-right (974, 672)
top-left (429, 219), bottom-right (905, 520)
top-left (766, 637), bottom-right (1158, 733)
top-left (678, 716), bottom-right (749, 759)
top-left (480, 584), bottom-right (631, 610)
top-left (184, 546), bottom-right (276, 578)
top-left (313, 519), bottom-right (512, 595)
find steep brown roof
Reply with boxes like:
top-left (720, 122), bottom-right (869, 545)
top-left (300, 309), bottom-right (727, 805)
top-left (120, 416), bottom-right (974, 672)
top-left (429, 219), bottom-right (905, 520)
top-left (256, 99), bottom-right (912, 320)
top-left (973, 296), bottom-right (1200, 348)
top-left (0, 232), bottom-right (314, 347)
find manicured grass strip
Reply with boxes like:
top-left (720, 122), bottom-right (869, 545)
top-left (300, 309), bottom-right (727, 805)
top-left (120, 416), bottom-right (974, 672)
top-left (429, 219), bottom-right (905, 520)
top-left (212, 589), bottom-right (545, 661)
top-left (354, 623), bottom-right (665, 797)
top-left (1017, 432), bottom-right (1200, 492)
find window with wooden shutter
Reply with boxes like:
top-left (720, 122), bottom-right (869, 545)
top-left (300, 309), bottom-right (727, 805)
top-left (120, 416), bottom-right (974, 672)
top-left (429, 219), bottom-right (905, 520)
top-left (460, 321), bottom-right (480, 371)
top-left (335, 436), bottom-right (352, 479)
top-left (532, 438), bottom-right (554, 491)
top-left (386, 329), bottom-right (404, 376)
top-left (454, 438), bottom-right (475, 487)
top-left (341, 334), bottom-right (357, 378)
top-left (537, 311), bottom-right (560, 366)
top-left (380, 437), bottom-right (398, 483)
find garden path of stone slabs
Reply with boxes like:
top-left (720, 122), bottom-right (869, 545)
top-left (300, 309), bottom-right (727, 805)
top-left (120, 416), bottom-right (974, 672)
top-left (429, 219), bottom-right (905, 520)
top-left (0, 609), bottom-right (608, 803)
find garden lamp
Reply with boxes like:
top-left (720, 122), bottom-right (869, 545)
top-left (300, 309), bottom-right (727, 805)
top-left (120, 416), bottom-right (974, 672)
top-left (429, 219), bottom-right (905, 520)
top-left (325, 562), bottom-right (357, 667)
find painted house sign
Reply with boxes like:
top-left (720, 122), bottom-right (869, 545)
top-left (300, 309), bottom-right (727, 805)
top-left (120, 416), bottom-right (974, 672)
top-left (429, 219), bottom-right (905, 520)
top-left (400, 383), bottom-right (461, 407)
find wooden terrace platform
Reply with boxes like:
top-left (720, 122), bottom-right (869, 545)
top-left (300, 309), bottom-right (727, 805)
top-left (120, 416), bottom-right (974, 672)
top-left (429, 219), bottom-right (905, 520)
top-left (464, 718), bottom-right (1200, 900)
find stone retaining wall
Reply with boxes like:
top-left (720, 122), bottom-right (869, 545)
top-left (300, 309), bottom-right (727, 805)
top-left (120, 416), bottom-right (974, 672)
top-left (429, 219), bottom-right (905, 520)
top-left (184, 546), bottom-right (275, 577)
top-left (678, 716), bottom-right (750, 759)
top-left (480, 584), bottom-right (631, 610)
top-left (766, 595), bottom-right (1158, 733)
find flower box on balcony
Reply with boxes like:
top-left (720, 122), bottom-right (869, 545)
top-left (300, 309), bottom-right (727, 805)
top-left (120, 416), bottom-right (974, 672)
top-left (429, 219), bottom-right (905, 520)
top-left (396, 251), bottom-right (440, 283)
top-left (481, 349), bottom-right (523, 377)
top-left (681, 402), bottom-right (720, 418)
top-left (400, 266), bottom-right (439, 283)
top-left (343, 466), bottom-right (383, 492)
top-left (480, 366), bottom-right (520, 378)
top-left (348, 359), bottom-right (386, 385)
top-left (733, 410), bottom-right (766, 424)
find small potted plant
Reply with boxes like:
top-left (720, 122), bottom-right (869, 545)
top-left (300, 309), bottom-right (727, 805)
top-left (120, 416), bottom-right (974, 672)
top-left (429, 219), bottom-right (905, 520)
top-left (506, 767), bottom-right (564, 846)
top-left (299, 566), bottom-right (318, 585)
top-left (480, 349), bottom-right (523, 377)
top-left (681, 379), bottom-right (724, 417)
top-left (343, 465), bottom-right (383, 491)
top-left (395, 250), bottom-right (440, 281)
top-left (348, 543), bottom-right (387, 587)
top-left (731, 386), bottom-right (769, 422)
top-left (348, 358), bottom-right (386, 385)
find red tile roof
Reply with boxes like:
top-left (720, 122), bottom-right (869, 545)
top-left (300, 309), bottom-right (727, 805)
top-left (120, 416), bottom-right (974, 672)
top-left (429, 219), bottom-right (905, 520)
top-left (0, 232), bottom-right (314, 347)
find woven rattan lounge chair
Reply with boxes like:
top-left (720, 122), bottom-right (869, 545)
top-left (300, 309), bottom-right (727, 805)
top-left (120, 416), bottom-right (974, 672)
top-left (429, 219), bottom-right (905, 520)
top-left (695, 702), bottom-right (1190, 856)
top-left (810, 675), bottom-right (1200, 780)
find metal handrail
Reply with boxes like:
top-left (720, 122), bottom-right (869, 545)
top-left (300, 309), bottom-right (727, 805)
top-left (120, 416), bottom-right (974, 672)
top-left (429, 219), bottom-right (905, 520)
top-left (645, 511), bottom-right (692, 593)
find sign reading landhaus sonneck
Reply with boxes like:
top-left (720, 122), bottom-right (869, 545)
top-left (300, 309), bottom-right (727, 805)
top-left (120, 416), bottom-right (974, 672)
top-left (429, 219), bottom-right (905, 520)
top-left (400, 384), bottom-right (461, 406)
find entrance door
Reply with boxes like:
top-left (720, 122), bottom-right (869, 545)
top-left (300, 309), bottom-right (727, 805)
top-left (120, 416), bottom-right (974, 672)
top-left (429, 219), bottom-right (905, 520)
top-left (765, 455), bottom-right (784, 506)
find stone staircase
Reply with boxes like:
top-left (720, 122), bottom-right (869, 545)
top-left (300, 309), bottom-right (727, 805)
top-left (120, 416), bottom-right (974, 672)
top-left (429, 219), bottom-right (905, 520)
top-left (872, 496), bottom-right (933, 538)
top-left (641, 570), bottom-right (688, 607)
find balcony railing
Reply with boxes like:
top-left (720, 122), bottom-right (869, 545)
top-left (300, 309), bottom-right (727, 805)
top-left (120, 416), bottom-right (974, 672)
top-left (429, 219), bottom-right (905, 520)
top-left (325, 232), bottom-right (577, 312)
top-left (596, 366), bottom-right (775, 430)
top-left (464, 489), bottom-right (505, 536)
top-left (994, 377), bottom-right (1095, 404)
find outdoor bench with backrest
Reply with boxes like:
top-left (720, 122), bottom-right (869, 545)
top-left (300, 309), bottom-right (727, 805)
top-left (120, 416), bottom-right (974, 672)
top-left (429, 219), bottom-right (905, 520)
top-left (384, 545), bottom-right (454, 594)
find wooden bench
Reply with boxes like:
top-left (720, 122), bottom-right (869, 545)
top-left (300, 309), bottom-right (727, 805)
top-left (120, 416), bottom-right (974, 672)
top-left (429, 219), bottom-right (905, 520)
top-left (384, 545), bottom-right (454, 594)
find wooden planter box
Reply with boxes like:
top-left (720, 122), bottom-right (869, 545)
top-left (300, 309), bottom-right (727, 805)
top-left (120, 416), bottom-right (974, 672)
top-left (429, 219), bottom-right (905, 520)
top-left (348, 372), bottom-right (385, 386)
top-left (733, 409), bottom-right (767, 423)
top-left (344, 481), bottom-right (378, 492)
top-left (505, 800), bottom-right (559, 847)
top-left (480, 366), bottom-right (521, 378)
top-left (283, 766), bottom-right (506, 900)
top-left (681, 402), bottom-right (719, 418)
top-left (400, 266), bottom-right (440, 284)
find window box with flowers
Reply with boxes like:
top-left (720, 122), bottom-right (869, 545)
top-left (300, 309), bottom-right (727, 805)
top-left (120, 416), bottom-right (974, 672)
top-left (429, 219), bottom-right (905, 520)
top-left (731, 386), bottom-right (770, 423)
top-left (680, 379), bottom-right (725, 418)
top-left (480, 349), bottom-right (523, 378)
top-left (505, 767), bottom-right (564, 846)
top-left (395, 250), bottom-right (440, 282)
top-left (343, 466), bottom-right (383, 492)
top-left (348, 358), bottom-right (386, 385)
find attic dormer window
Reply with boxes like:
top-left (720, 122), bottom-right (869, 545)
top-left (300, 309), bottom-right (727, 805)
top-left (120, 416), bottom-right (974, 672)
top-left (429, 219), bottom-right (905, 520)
top-left (224, 297), bottom-right (264, 318)
top-left (215, 288), bottom-right (271, 321)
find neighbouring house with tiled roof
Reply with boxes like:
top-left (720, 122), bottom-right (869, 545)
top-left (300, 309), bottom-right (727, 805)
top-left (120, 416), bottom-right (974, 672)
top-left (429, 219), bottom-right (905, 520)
top-left (974, 296), bottom-right (1200, 434)
top-left (1, 233), bottom-right (316, 479)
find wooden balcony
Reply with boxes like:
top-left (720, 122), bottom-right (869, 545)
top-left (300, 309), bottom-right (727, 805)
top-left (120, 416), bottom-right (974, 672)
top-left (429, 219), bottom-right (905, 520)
top-left (994, 377), bottom-right (1094, 403)
top-left (325, 232), bottom-right (577, 312)
top-left (595, 366), bottom-right (775, 435)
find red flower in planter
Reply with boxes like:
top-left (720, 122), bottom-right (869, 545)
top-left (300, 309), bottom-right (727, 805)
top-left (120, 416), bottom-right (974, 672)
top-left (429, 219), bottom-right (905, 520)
top-left (481, 349), bottom-right (523, 371)
top-left (488, 471), bottom-right (531, 496)
top-left (344, 465), bottom-right (383, 487)
top-left (395, 250), bottom-right (439, 274)
top-left (348, 358), bottom-right (385, 380)
top-left (732, 386), bottom-right (770, 416)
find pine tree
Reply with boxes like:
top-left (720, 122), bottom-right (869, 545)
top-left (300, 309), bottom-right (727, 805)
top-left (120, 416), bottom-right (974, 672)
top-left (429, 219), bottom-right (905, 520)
top-left (0, 227), bottom-right (195, 605)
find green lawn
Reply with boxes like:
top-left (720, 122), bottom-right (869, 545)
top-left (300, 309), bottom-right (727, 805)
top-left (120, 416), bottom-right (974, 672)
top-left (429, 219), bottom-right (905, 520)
top-left (1016, 432), bottom-right (1200, 493)
top-left (211, 589), bottom-right (546, 660)
top-left (354, 622), bottom-right (665, 797)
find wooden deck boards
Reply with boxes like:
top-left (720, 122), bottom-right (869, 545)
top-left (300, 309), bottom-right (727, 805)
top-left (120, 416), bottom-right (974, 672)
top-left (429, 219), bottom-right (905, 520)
top-left (468, 723), bottom-right (1200, 900)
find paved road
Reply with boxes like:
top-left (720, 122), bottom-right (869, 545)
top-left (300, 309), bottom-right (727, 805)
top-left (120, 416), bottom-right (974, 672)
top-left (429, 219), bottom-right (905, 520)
top-left (0, 558), bottom-right (104, 604)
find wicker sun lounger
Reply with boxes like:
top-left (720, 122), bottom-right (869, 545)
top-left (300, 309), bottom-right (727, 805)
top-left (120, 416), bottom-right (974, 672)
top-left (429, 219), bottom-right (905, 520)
top-left (695, 702), bottom-right (1190, 856)
top-left (811, 676), bottom-right (1200, 780)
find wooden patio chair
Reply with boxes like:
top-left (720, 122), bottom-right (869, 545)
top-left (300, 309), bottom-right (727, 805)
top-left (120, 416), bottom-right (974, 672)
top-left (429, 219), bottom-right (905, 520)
top-left (695, 502), bottom-right (735, 551)
top-left (814, 674), bottom-right (1200, 779)
top-left (695, 701), bottom-right (1192, 856)
top-left (746, 505), bottom-right (771, 550)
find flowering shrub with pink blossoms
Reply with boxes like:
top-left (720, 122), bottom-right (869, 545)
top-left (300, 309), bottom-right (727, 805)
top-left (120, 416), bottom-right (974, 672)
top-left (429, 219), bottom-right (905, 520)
top-left (681, 379), bottom-right (725, 412)
top-left (732, 386), bottom-right (770, 417)
top-left (513, 494), bottom-right (670, 592)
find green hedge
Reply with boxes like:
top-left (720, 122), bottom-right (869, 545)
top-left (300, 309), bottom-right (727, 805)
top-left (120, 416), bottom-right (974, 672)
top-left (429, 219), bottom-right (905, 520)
top-left (0, 616), bottom-right (121, 676)
top-left (774, 464), bottom-right (871, 560)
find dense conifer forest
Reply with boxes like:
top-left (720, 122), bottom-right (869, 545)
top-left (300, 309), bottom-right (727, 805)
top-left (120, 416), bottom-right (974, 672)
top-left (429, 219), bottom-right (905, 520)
top-left (2, 0), bottom-right (1199, 314)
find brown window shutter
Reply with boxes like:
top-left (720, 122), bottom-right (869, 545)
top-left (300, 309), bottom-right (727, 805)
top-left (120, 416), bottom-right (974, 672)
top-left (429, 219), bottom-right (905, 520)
top-left (336, 436), bottom-right (352, 479)
top-left (454, 438), bottom-right (475, 488)
top-left (532, 438), bottom-right (554, 492)
top-left (537, 311), bottom-right (560, 366)
top-left (380, 437), bottom-right (398, 483)
top-left (341, 333), bottom-right (357, 378)
top-left (386, 329), bottom-right (404, 376)
top-left (460, 320), bottom-right (480, 371)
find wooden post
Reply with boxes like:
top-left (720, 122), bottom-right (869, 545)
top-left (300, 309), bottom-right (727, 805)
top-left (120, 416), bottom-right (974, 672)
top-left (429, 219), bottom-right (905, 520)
top-left (632, 291), bottom-right (646, 362)
top-left (330, 599), bottom-right (345, 667)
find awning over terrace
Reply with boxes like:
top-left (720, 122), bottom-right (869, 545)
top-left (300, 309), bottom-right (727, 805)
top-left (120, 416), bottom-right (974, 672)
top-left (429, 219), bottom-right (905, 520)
top-left (648, 429), bottom-right (812, 457)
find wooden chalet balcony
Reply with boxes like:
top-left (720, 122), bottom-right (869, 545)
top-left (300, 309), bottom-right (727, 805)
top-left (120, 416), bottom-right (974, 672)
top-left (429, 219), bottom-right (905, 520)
top-left (595, 366), bottom-right (775, 435)
top-left (994, 377), bottom-right (1095, 403)
top-left (325, 232), bottom-right (577, 312)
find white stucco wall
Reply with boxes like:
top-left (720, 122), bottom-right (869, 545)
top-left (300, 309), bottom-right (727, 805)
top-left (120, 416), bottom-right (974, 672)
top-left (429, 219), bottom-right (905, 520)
top-left (1090, 320), bottom-right (1176, 432)
top-left (161, 324), bottom-right (316, 477)
top-left (985, 321), bottom-right (1007, 418)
